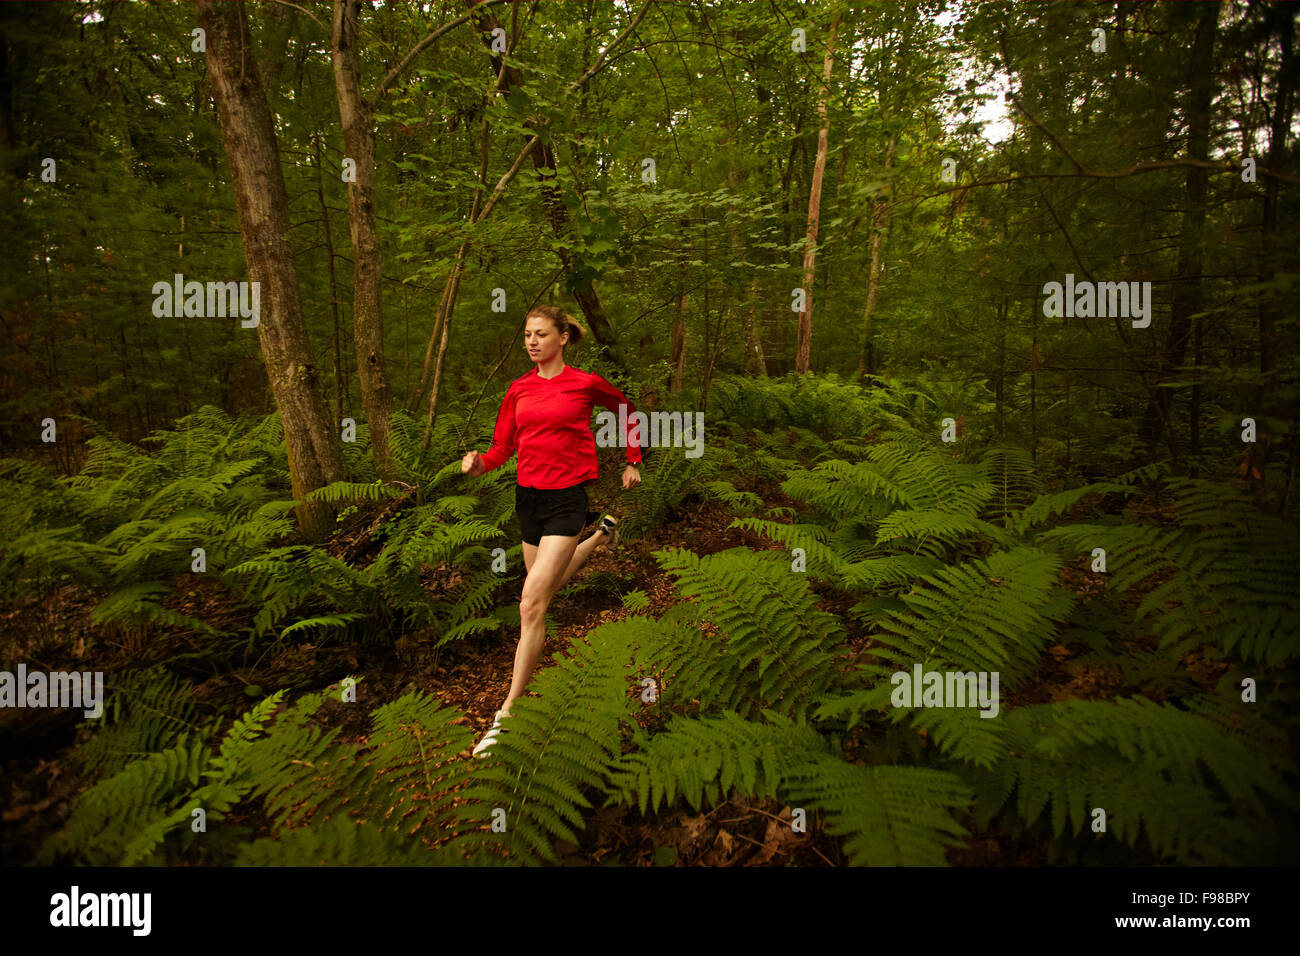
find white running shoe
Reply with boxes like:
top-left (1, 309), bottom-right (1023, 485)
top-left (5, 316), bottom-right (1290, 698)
top-left (472, 710), bottom-right (508, 757)
top-left (598, 514), bottom-right (619, 552)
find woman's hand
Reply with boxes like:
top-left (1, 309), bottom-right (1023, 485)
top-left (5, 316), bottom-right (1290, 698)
top-left (622, 464), bottom-right (642, 490)
top-left (461, 450), bottom-right (485, 477)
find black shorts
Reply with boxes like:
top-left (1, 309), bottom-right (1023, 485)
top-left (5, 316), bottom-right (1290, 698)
top-left (516, 482), bottom-right (589, 546)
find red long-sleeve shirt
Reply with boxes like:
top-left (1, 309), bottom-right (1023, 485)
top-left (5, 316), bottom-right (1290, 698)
top-left (479, 364), bottom-right (643, 489)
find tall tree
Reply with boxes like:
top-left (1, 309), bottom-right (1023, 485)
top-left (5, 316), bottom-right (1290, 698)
top-left (332, 0), bottom-right (396, 480)
top-left (1140, 1), bottom-right (1220, 457)
top-left (414, 0), bottom-right (650, 441)
top-left (796, 5), bottom-right (842, 375)
top-left (331, 0), bottom-right (508, 479)
top-left (194, 0), bottom-right (342, 540)
top-left (458, 0), bottom-right (639, 373)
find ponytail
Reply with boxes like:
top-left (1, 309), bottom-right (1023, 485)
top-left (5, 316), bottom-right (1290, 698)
top-left (529, 305), bottom-right (585, 349)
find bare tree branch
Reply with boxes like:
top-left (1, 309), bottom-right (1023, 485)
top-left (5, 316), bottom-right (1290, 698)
top-left (369, 0), bottom-right (512, 110)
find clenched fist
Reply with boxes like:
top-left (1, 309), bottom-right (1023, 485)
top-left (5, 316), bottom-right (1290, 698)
top-left (461, 450), bottom-right (485, 476)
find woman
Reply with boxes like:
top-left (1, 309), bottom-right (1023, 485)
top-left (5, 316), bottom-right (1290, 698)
top-left (459, 305), bottom-right (642, 756)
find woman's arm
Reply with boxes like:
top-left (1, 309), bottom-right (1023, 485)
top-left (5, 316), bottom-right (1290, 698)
top-left (587, 373), bottom-right (644, 468)
top-left (477, 384), bottom-right (519, 473)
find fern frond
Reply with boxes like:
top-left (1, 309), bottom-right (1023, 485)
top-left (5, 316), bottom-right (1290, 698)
top-left (1014, 481), bottom-right (1135, 536)
top-left (73, 666), bottom-right (219, 778)
top-left (234, 816), bottom-right (467, 866)
top-left (460, 620), bottom-right (639, 864)
top-left (869, 546), bottom-right (1071, 689)
top-left (970, 696), bottom-right (1300, 864)
top-left (784, 759), bottom-right (972, 865)
top-left (646, 547), bottom-right (842, 719)
top-left (305, 480), bottom-right (399, 504)
top-left (38, 740), bottom-right (209, 865)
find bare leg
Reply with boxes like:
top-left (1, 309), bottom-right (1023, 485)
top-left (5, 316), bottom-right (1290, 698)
top-left (500, 533), bottom-right (579, 717)
top-left (524, 525), bottom-right (608, 582)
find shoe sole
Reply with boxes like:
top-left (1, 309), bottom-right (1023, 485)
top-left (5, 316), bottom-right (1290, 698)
top-left (472, 712), bottom-right (507, 756)
top-left (600, 517), bottom-right (619, 552)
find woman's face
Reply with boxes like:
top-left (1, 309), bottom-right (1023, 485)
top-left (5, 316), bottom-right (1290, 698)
top-left (524, 317), bottom-right (566, 364)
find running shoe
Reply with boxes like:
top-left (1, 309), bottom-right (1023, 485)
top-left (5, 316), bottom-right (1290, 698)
top-left (472, 710), bottom-right (508, 757)
top-left (598, 514), bottom-right (619, 552)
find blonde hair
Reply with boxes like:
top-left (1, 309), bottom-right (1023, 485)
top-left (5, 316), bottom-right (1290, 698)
top-left (528, 305), bottom-right (586, 350)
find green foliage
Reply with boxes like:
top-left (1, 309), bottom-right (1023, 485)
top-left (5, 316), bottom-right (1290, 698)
top-left (73, 665), bottom-right (221, 779)
top-left (43, 679), bottom-right (481, 865)
top-left (39, 739), bottom-right (211, 865)
top-left (967, 697), bottom-right (1300, 865)
top-left (607, 709), bottom-right (972, 865)
top-left (700, 479), bottom-right (763, 515)
top-left (709, 373), bottom-right (925, 441)
top-left (305, 480), bottom-right (402, 504)
top-left (870, 546), bottom-right (1073, 689)
top-left (640, 548), bottom-right (841, 720)
top-left (978, 445), bottom-right (1041, 527)
top-left (1036, 478), bottom-right (1300, 666)
top-left (0, 400), bottom-right (523, 664)
top-left (783, 760), bottom-right (973, 866)
top-left (460, 621), bottom-right (639, 865)
top-left (15, 375), bottom-right (1299, 868)
top-left (621, 445), bottom-right (714, 541)
top-left (620, 587), bottom-right (651, 611)
top-left (234, 816), bottom-right (471, 866)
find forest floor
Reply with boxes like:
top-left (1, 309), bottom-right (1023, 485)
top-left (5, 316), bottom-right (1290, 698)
top-left (0, 463), bottom-right (1230, 866)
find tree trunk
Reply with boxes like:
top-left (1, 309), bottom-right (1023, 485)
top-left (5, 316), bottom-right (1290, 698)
top-left (1259, 4), bottom-right (1294, 389)
top-left (332, 0), bottom-right (397, 481)
top-left (856, 130), bottom-right (898, 378)
top-left (413, 1), bottom-right (648, 441)
top-left (195, 0), bottom-right (342, 540)
top-left (796, 6), bottom-right (841, 375)
top-left (313, 133), bottom-right (347, 427)
top-left (1145, 0), bottom-right (1219, 458)
top-left (462, 0), bottom-right (628, 371)
top-left (669, 286), bottom-right (689, 393)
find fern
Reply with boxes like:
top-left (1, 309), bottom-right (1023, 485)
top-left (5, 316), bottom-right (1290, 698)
top-left (1037, 480), bottom-right (1300, 666)
top-left (978, 445), bottom-right (1041, 528)
top-left (460, 620), bottom-right (639, 865)
top-left (356, 690), bottom-right (479, 839)
top-left (875, 508), bottom-right (1019, 554)
top-left (813, 678), bottom-right (1007, 770)
top-left (867, 546), bottom-right (1072, 689)
top-left (226, 545), bottom-right (377, 640)
top-left (701, 479), bottom-right (764, 515)
top-left (234, 815), bottom-right (471, 866)
top-left (1013, 480), bottom-right (1136, 536)
top-left (725, 517), bottom-right (851, 581)
top-left (119, 690), bottom-right (290, 864)
top-left (89, 581), bottom-right (229, 641)
top-left (621, 588), bottom-right (651, 612)
top-left (607, 709), bottom-right (972, 865)
top-left (44, 677), bottom-right (487, 865)
top-left (784, 759), bottom-right (972, 865)
top-left (38, 740), bottom-right (209, 865)
top-left (642, 547), bottom-right (841, 720)
top-left (305, 479), bottom-right (402, 504)
top-left (969, 697), bottom-right (1300, 864)
top-left (73, 666), bottom-right (221, 779)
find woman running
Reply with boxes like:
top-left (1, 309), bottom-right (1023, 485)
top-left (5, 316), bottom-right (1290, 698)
top-left (460, 305), bottom-right (642, 756)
